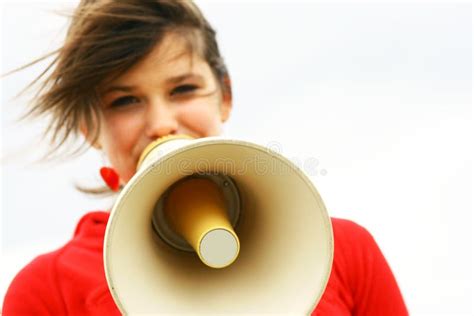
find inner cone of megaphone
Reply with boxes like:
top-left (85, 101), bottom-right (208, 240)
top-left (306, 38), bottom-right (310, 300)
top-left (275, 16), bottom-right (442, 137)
top-left (163, 177), bottom-right (240, 268)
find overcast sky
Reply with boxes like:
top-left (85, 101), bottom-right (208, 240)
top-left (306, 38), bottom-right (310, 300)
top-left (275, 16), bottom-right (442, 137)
top-left (1, 2), bottom-right (472, 314)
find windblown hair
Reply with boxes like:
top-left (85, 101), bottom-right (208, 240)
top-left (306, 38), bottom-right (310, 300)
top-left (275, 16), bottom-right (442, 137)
top-left (17, 0), bottom-right (230, 159)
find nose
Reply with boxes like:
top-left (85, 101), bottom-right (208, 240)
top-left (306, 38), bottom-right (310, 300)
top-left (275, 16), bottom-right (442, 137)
top-left (145, 99), bottom-right (178, 139)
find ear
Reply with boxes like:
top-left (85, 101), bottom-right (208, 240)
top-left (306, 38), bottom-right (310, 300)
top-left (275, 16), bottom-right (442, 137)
top-left (80, 120), bottom-right (102, 150)
top-left (220, 76), bottom-right (233, 123)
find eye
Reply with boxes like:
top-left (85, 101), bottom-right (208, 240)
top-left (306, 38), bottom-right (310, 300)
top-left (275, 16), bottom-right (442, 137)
top-left (110, 96), bottom-right (140, 108)
top-left (170, 84), bottom-right (198, 96)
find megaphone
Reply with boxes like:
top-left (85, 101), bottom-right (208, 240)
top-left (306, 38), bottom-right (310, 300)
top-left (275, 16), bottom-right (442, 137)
top-left (104, 135), bottom-right (333, 314)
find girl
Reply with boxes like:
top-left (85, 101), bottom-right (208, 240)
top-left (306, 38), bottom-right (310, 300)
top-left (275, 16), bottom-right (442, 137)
top-left (3, 1), bottom-right (407, 315)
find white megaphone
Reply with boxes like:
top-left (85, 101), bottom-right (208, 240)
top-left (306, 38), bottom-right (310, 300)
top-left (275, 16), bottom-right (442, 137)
top-left (104, 135), bottom-right (333, 314)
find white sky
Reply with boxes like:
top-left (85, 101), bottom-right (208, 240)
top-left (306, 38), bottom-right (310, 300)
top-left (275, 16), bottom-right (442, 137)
top-left (1, 1), bottom-right (472, 315)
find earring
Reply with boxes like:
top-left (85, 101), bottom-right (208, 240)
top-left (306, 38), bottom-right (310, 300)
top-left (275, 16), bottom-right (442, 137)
top-left (99, 150), bottom-right (121, 192)
top-left (100, 167), bottom-right (120, 192)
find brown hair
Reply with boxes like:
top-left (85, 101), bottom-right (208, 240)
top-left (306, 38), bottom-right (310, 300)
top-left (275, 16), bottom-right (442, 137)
top-left (16, 0), bottom-right (230, 159)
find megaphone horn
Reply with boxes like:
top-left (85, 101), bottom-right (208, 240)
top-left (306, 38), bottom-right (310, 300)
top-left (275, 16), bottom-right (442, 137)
top-left (104, 135), bottom-right (333, 314)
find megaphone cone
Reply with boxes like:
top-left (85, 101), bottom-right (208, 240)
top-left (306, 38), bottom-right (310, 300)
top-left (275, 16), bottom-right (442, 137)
top-left (104, 135), bottom-right (333, 314)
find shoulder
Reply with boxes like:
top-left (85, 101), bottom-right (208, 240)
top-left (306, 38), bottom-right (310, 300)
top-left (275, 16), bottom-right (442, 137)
top-left (3, 211), bottom-right (109, 314)
top-left (2, 248), bottom-right (68, 314)
top-left (329, 217), bottom-right (387, 283)
top-left (330, 217), bottom-right (377, 250)
top-left (331, 217), bottom-right (372, 237)
top-left (330, 217), bottom-right (389, 273)
top-left (327, 218), bottom-right (409, 315)
top-left (10, 249), bottom-right (60, 282)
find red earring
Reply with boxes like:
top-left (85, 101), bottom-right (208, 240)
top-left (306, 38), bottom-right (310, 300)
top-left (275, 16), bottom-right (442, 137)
top-left (100, 167), bottom-right (120, 192)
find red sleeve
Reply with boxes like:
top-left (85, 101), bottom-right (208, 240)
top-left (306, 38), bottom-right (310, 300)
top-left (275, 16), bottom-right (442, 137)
top-left (2, 251), bottom-right (67, 315)
top-left (335, 218), bottom-right (408, 316)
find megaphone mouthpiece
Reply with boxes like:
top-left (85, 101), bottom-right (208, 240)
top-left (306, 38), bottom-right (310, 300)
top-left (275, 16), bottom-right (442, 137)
top-left (164, 177), bottom-right (240, 268)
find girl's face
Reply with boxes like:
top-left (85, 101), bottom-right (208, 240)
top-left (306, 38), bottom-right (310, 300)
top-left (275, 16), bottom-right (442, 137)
top-left (90, 33), bottom-right (232, 183)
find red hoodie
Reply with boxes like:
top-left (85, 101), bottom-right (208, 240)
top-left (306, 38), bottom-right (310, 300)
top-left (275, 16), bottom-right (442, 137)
top-left (2, 211), bottom-right (408, 315)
